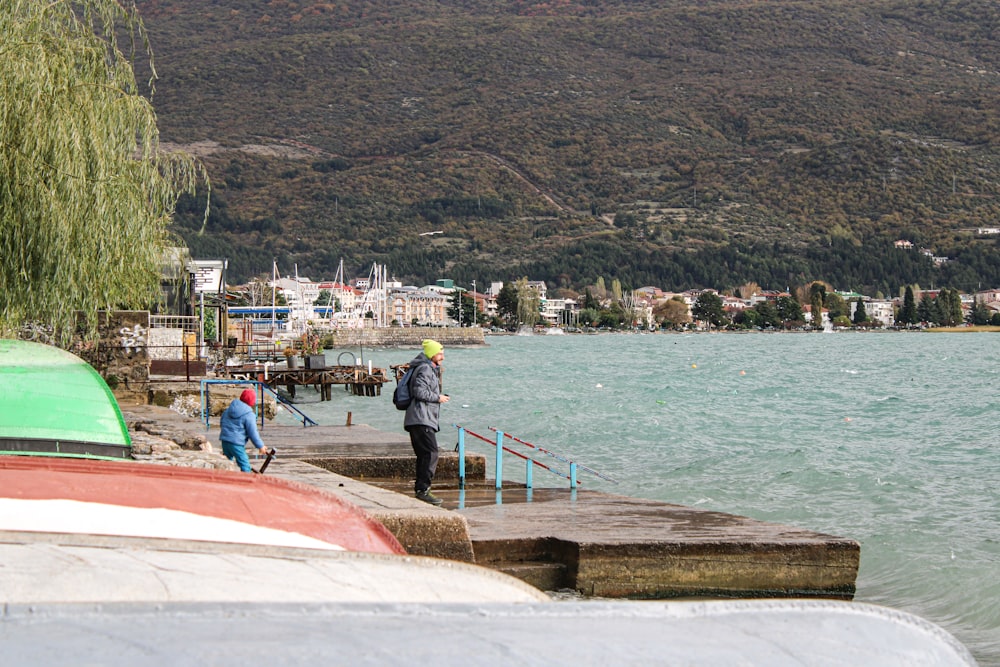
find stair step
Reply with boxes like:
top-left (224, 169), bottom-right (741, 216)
top-left (472, 537), bottom-right (574, 564)
top-left (490, 561), bottom-right (568, 591)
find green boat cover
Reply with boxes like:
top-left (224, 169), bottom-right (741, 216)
top-left (0, 339), bottom-right (131, 458)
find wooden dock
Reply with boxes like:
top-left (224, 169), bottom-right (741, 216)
top-left (222, 364), bottom-right (389, 400)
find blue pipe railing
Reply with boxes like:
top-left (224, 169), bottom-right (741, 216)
top-left (454, 425), bottom-right (615, 490)
top-left (200, 379), bottom-right (318, 429)
top-left (261, 383), bottom-right (319, 427)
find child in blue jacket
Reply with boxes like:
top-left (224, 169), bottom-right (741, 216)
top-left (219, 388), bottom-right (269, 472)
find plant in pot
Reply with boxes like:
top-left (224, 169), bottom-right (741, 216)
top-left (283, 345), bottom-right (299, 369)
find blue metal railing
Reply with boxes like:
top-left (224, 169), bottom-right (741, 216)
top-left (200, 379), bottom-right (318, 429)
top-left (453, 425), bottom-right (616, 490)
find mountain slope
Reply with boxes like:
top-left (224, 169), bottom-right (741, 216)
top-left (137, 0), bottom-right (1000, 293)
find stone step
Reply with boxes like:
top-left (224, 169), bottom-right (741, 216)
top-left (471, 537), bottom-right (573, 566)
top-left (491, 561), bottom-right (568, 591)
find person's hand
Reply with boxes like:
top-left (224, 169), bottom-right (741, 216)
top-left (439, 394), bottom-right (450, 403)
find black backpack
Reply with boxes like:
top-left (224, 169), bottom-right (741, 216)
top-left (392, 363), bottom-right (419, 410)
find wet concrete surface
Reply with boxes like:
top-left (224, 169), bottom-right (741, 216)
top-left (122, 404), bottom-right (861, 599)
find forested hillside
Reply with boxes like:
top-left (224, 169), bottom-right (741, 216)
top-left (136, 0), bottom-right (1000, 295)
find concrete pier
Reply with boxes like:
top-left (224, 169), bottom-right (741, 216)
top-left (122, 405), bottom-right (860, 600)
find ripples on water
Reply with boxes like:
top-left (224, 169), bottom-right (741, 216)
top-left (301, 332), bottom-right (1000, 665)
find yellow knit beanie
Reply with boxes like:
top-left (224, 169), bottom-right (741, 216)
top-left (422, 339), bottom-right (443, 358)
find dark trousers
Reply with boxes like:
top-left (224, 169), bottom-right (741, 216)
top-left (407, 425), bottom-right (439, 493)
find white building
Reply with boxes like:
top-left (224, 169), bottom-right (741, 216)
top-left (851, 299), bottom-right (895, 327)
top-left (540, 297), bottom-right (578, 325)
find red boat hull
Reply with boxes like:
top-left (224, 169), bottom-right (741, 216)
top-left (0, 456), bottom-right (404, 554)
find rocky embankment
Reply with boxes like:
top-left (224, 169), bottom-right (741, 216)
top-left (122, 396), bottom-right (236, 470)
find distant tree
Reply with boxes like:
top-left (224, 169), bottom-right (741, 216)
top-left (968, 297), bottom-right (991, 325)
top-left (583, 288), bottom-right (599, 310)
top-left (315, 289), bottom-right (333, 308)
top-left (738, 282), bottom-right (761, 300)
top-left (948, 289), bottom-right (965, 325)
top-left (825, 292), bottom-right (849, 320)
top-left (598, 308), bottom-right (623, 329)
top-left (753, 300), bottom-right (781, 328)
top-left (809, 295), bottom-right (824, 327)
top-left (898, 286), bottom-right (918, 326)
top-left (691, 291), bottom-right (727, 328)
top-left (594, 276), bottom-right (607, 300)
top-left (446, 290), bottom-right (476, 326)
top-left (653, 297), bottom-right (691, 329)
top-left (776, 296), bottom-right (803, 324)
top-left (733, 307), bottom-right (761, 329)
top-left (2, 0), bottom-right (207, 341)
top-left (496, 282), bottom-right (519, 326)
top-left (936, 288), bottom-right (963, 326)
top-left (578, 307), bottom-right (600, 327)
top-left (808, 282), bottom-right (825, 329)
top-left (515, 277), bottom-right (540, 327)
top-left (917, 292), bottom-right (936, 324)
top-left (610, 278), bottom-right (623, 302)
top-left (853, 298), bottom-right (868, 325)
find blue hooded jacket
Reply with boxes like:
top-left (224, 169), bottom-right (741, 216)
top-left (219, 397), bottom-right (266, 450)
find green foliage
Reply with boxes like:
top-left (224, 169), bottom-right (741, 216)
top-left (692, 292), bottom-right (727, 328)
top-left (446, 290), bottom-right (477, 326)
top-left (496, 282), bottom-right (518, 327)
top-left (753, 300), bottom-right (782, 329)
top-left (776, 296), bottom-right (804, 325)
top-left (899, 286), bottom-right (918, 326)
top-left (968, 297), bottom-right (991, 325)
top-left (203, 308), bottom-right (217, 341)
top-left (936, 288), bottom-right (964, 326)
top-left (1, 0), bottom-right (206, 340)
top-left (825, 293), bottom-right (850, 320)
top-left (578, 308), bottom-right (599, 327)
top-left (809, 289), bottom-right (825, 328)
top-left (853, 299), bottom-right (868, 325)
top-left (917, 293), bottom-right (936, 323)
top-left (515, 277), bottom-right (540, 327)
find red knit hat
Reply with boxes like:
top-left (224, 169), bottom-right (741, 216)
top-left (240, 389), bottom-right (257, 407)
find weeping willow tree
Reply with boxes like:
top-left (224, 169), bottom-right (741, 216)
top-left (0, 0), bottom-right (207, 342)
top-left (514, 277), bottom-right (540, 327)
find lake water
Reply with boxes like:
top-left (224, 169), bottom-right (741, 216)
top-left (290, 332), bottom-right (999, 665)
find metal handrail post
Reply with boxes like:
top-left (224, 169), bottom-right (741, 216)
top-left (570, 462), bottom-right (578, 489)
top-left (525, 457), bottom-right (533, 489)
top-left (457, 427), bottom-right (466, 489)
top-left (495, 430), bottom-right (504, 490)
top-left (201, 381), bottom-right (209, 428)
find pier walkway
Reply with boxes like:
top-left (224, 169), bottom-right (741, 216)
top-left (124, 405), bottom-right (860, 600)
top-left (221, 364), bottom-right (389, 399)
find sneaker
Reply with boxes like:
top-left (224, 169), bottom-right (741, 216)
top-left (415, 489), bottom-right (443, 506)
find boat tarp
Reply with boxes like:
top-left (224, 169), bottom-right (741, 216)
top-left (0, 340), bottom-right (130, 455)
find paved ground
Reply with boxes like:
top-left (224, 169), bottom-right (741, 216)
top-left (121, 404), bottom-right (861, 599)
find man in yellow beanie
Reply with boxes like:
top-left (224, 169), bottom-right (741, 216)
top-left (403, 339), bottom-right (449, 505)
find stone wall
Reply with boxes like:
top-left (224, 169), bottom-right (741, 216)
top-left (73, 310), bottom-right (150, 404)
top-left (327, 327), bottom-right (486, 349)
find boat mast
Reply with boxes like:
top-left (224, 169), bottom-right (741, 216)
top-left (271, 260), bottom-right (278, 340)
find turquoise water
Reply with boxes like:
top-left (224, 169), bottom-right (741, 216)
top-left (291, 332), bottom-right (1000, 665)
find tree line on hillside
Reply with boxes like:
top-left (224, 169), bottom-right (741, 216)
top-left (446, 274), bottom-right (999, 332)
top-left (153, 0), bottom-right (1000, 300)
